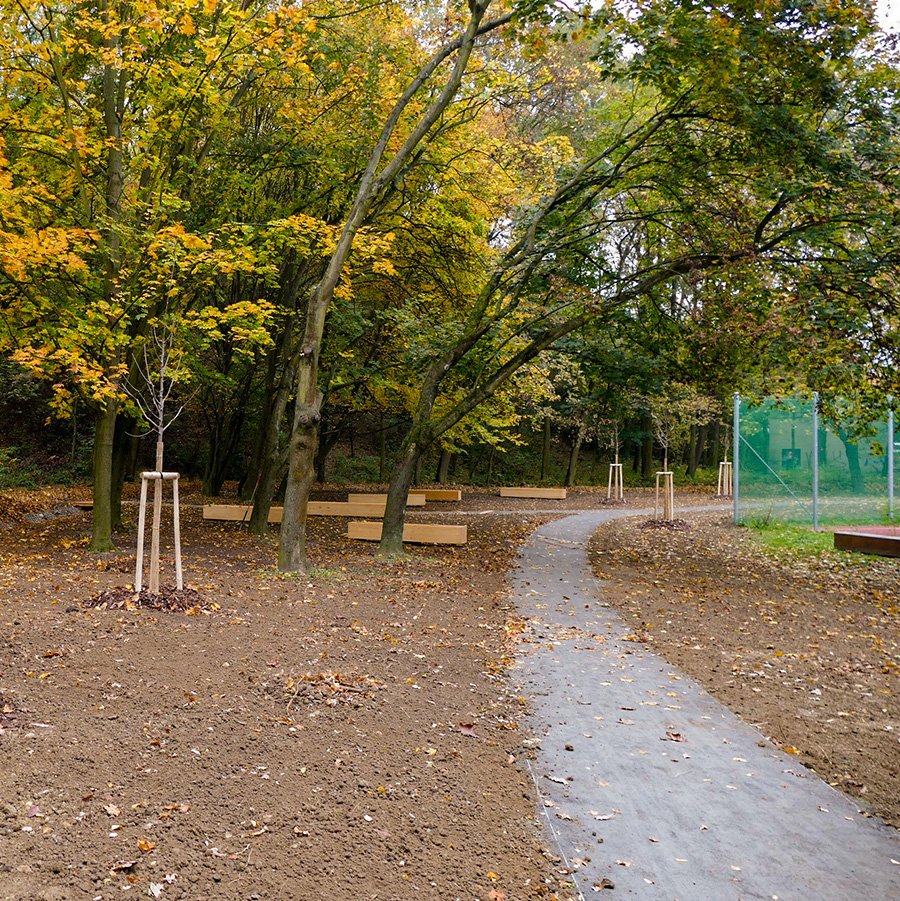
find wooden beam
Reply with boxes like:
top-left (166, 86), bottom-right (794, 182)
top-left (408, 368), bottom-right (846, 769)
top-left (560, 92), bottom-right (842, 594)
top-left (308, 501), bottom-right (387, 517)
top-left (203, 504), bottom-right (263, 522)
top-left (347, 493), bottom-right (426, 507)
top-left (347, 521), bottom-right (467, 545)
top-left (420, 489), bottom-right (462, 502)
top-left (203, 501), bottom-right (390, 523)
top-left (499, 487), bottom-right (567, 500)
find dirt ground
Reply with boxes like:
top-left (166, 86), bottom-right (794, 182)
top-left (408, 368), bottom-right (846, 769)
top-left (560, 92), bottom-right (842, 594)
top-left (589, 511), bottom-right (900, 828)
top-left (0, 484), bottom-right (581, 901)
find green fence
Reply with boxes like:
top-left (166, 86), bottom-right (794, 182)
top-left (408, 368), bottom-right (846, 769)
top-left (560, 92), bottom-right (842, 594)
top-left (733, 394), bottom-right (895, 527)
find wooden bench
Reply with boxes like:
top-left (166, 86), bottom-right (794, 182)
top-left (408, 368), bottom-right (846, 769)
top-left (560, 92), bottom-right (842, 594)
top-left (203, 501), bottom-right (389, 523)
top-left (347, 493), bottom-right (426, 507)
top-left (499, 487), bottom-right (567, 500)
top-left (203, 504), bottom-right (278, 522)
top-left (420, 489), bottom-right (462, 502)
top-left (347, 521), bottom-right (467, 546)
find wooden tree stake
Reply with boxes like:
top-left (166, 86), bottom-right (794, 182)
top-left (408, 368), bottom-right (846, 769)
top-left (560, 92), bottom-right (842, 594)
top-left (607, 462), bottom-right (624, 501)
top-left (717, 461), bottom-right (734, 498)
top-left (135, 471), bottom-right (183, 592)
top-left (655, 471), bottom-right (675, 521)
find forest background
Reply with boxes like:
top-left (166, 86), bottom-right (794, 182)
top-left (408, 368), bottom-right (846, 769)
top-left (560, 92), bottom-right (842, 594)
top-left (0, 0), bottom-right (898, 571)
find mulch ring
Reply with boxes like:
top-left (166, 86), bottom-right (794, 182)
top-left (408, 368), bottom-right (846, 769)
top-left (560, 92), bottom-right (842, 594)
top-left (641, 518), bottom-right (691, 531)
top-left (82, 585), bottom-right (215, 613)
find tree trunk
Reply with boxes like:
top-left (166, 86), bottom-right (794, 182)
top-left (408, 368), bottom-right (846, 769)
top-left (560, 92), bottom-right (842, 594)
top-left (315, 428), bottom-right (340, 484)
top-left (565, 429), bottom-right (583, 487)
top-left (278, 306), bottom-right (325, 571)
top-left (110, 415), bottom-right (132, 530)
top-left (149, 439), bottom-right (163, 594)
top-left (840, 433), bottom-right (865, 493)
top-left (641, 415), bottom-right (653, 479)
top-left (249, 360), bottom-right (298, 533)
top-left (379, 441), bottom-right (421, 556)
top-left (378, 413), bottom-right (386, 482)
top-left (540, 415), bottom-right (552, 480)
top-left (486, 445), bottom-right (496, 486)
top-left (705, 421), bottom-right (720, 466)
top-left (690, 424), bottom-right (708, 477)
top-left (91, 401), bottom-right (117, 551)
top-left (685, 425), bottom-right (698, 477)
top-left (436, 448), bottom-right (452, 483)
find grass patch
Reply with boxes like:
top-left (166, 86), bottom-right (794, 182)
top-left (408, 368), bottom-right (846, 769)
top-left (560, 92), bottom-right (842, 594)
top-left (745, 520), bottom-right (888, 563)
top-left (747, 522), bottom-right (834, 557)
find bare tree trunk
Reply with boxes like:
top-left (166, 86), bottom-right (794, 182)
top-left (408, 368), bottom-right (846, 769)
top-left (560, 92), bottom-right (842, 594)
top-left (149, 440), bottom-right (163, 593)
top-left (110, 415), bottom-right (132, 530)
top-left (641, 415), bottom-right (654, 479)
top-left (378, 413), bottom-right (386, 482)
top-left (436, 448), bottom-right (452, 483)
top-left (91, 400), bottom-right (117, 552)
top-left (540, 416), bottom-right (552, 480)
top-left (566, 428), bottom-right (584, 487)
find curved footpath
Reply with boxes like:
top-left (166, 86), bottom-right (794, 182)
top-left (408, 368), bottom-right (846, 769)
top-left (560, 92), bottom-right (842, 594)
top-left (511, 507), bottom-right (900, 900)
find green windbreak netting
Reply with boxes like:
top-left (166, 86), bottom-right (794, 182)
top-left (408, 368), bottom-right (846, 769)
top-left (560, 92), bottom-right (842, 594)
top-left (736, 397), bottom-right (895, 525)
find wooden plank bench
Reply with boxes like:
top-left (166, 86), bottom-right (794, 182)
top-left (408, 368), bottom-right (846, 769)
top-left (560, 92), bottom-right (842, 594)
top-left (203, 504), bottom-right (278, 522)
top-left (203, 501), bottom-right (389, 523)
top-left (499, 487), bottom-right (567, 500)
top-left (347, 521), bottom-right (467, 546)
top-left (347, 493), bottom-right (426, 507)
top-left (420, 489), bottom-right (462, 502)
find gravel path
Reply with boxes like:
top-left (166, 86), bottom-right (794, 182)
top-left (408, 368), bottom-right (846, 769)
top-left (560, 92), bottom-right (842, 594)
top-left (511, 507), bottom-right (900, 900)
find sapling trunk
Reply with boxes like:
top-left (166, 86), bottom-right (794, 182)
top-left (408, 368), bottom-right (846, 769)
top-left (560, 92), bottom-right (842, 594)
top-left (149, 439), bottom-right (163, 593)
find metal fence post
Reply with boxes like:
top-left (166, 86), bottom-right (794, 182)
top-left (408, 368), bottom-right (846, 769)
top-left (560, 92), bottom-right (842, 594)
top-left (733, 393), bottom-right (740, 525)
top-left (811, 392), bottom-right (819, 531)
top-left (888, 396), bottom-right (894, 521)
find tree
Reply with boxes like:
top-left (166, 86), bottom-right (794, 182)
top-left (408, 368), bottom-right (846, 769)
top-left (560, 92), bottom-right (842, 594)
top-left (276, 0), bottom-right (519, 571)
top-left (372, 0), bottom-right (899, 552)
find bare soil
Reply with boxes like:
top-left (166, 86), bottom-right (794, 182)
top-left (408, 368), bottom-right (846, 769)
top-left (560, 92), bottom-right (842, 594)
top-left (589, 511), bottom-right (900, 827)
top-left (0, 484), bottom-right (583, 901)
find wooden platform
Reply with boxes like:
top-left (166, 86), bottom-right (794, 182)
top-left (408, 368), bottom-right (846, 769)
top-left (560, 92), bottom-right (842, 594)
top-left (347, 493), bottom-right (426, 507)
top-left (420, 489), bottom-right (462, 502)
top-left (833, 527), bottom-right (900, 558)
top-left (347, 521), bottom-right (467, 546)
top-left (499, 487), bottom-right (567, 500)
top-left (203, 501), bottom-right (389, 523)
top-left (72, 500), bottom-right (94, 509)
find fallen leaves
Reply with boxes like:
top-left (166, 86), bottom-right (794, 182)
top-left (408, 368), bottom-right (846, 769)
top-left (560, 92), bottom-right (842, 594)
top-left (137, 838), bottom-right (157, 853)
